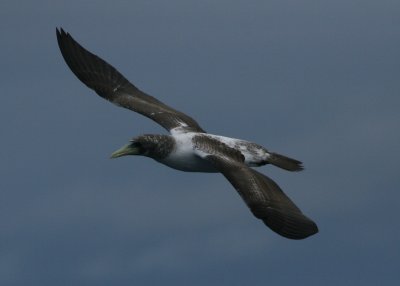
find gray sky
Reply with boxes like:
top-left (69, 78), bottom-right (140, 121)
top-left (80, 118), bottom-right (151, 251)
top-left (1, 0), bottom-right (399, 285)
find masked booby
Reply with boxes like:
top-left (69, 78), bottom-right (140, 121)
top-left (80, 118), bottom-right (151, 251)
top-left (56, 28), bottom-right (318, 240)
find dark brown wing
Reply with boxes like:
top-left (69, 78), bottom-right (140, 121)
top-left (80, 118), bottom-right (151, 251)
top-left (212, 156), bottom-right (317, 239)
top-left (208, 155), bottom-right (318, 239)
top-left (192, 136), bottom-right (317, 239)
top-left (56, 28), bottom-right (205, 133)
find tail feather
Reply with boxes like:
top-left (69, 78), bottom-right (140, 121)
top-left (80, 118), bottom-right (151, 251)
top-left (268, 153), bottom-right (304, 171)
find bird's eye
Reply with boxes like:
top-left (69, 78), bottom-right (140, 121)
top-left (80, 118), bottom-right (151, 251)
top-left (130, 141), bottom-right (141, 148)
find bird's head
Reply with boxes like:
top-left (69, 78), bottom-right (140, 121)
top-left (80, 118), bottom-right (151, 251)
top-left (110, 135), bottom-right (173, 159)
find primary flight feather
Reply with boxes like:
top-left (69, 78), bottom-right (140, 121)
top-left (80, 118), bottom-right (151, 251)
top-left (56, 28), bottom-right (318, 239)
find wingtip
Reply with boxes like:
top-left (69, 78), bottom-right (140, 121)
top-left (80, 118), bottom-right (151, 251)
top-left (56, 28), bottom-right (77, 54)
top-left (56, 27), bottom-right (69, 39)
top-left (56, 27), bottom-right (65, 43)
top-left (267, 219), bottom-right (318, 240)
top-left (295, 219), bottom-right (319, 239)
top-left (262, 208), bottom-right (319, 240)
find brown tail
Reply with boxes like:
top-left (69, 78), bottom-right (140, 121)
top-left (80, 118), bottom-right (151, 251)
top-left (268, 153), bottom-right (304, 171)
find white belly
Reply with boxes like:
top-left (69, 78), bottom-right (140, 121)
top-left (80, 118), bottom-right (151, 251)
top-left (158, 132), bottom-right (217, 172)
top-left (157, 132), bottom-right (268, 172)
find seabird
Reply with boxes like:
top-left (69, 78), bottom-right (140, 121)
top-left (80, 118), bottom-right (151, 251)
top-left (56, 28), bottom-right (318, 240)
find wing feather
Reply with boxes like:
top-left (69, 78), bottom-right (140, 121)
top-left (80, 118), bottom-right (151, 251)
top-left (56, 28), bottom-right (205, 133)
top-left (207, 155), bottom-right (318, 239)
top-left (192, 136), bottom-right (317, 239)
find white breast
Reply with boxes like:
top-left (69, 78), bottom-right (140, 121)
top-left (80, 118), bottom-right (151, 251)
top-left (159, 132), bottom-right (269, 172)
top-left (158, 132), bottom-right (217, 172)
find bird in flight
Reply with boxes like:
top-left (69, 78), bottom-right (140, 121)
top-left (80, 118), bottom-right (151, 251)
top-left (56, 28), bottom-right (318, 240)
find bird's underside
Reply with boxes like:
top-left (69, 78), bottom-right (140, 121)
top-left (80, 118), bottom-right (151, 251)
top-left (56, 27), bottom-right (318, 240)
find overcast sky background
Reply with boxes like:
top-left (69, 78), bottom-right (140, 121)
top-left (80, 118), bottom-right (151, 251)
top-left (1, 0), bottom-right (399, 285)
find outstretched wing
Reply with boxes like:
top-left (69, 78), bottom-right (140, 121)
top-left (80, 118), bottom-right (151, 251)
top-left (192, 135), bottom-right (318, 239)
top-left (210, 156), bottom-right (317, 239)
top-left (56, 28), bottom-right (205, 134)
